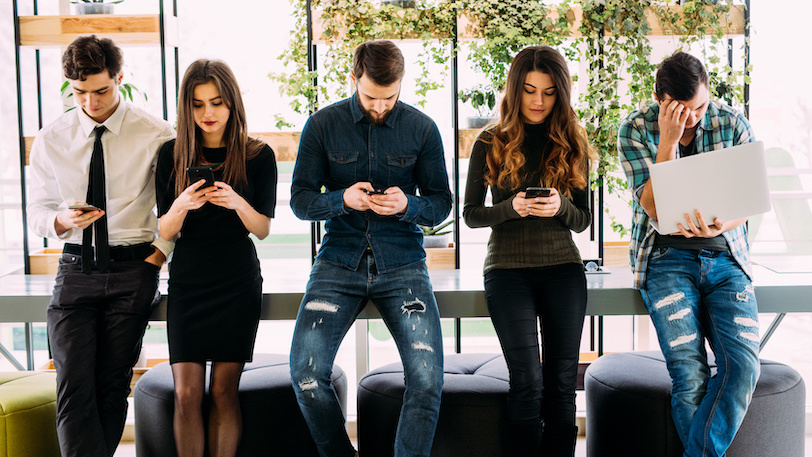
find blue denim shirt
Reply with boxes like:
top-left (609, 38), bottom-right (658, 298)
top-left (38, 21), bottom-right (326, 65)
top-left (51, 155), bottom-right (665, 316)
top-left (291, 93), bottom-right (452, 273)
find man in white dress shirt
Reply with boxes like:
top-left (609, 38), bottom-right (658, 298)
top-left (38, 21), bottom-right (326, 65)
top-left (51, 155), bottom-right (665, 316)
top-left (27, 35), bottom-right (174, 457)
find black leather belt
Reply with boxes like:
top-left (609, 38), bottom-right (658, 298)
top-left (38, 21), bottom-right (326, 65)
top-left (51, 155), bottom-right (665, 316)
top-left (63, 242), bottom-right (154, 261)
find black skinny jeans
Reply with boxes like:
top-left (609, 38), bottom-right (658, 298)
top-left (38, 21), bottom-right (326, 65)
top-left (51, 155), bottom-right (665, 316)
top-left (485, 262), bottom-right (587, 427)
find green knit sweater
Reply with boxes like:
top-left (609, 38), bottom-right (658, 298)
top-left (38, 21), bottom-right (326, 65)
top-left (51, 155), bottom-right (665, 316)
top-left (463, 123), bottom-right (592, 274)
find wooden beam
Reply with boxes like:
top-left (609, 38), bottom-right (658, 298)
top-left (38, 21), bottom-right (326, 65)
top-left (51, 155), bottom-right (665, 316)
top-left (251, 132), bottom-right (301, 162)
top-left (24, 137), bottom-right (34, 166)
top-left (18, 14), bottom-right (178, 47)
top-left (314, 5), bottom-right (745, 41)
top-left (25, 130), bottom-right (480, 165)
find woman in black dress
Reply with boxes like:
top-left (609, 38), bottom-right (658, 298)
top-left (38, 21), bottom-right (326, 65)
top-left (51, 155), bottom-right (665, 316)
top-left (156, 59), bottom-right (277, 457)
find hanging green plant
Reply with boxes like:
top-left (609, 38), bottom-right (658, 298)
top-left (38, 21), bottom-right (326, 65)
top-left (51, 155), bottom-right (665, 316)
top-left (60, 73), bottom-right (147, 113)
top-left (270, 0), bottom-right (458, 126)
top-left (460, 0), bottom-right (575, 119)
top-left (271, 0), bottom-right (749, 239)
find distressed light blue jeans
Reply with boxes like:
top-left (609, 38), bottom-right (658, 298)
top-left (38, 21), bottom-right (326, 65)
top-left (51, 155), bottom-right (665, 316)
top-left (290, 254), bottom-right (444, 457)
top-left (641, 248), bottom-right (760, 457)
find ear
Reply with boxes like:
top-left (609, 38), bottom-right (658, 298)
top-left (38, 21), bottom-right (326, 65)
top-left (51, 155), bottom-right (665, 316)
top-left (653, 91), bottom-right (660, 103)
top-left (350, 72), bottom-right (357, 84)
top-left (115, 71), bottom-right (124, 86)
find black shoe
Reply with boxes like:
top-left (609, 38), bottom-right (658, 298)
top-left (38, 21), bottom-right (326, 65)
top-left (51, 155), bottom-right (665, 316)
top-left (540, 422), bottom-right (578, 457)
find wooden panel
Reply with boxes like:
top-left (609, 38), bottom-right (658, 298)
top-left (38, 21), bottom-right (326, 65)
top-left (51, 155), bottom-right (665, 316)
top-left (425, 247), bottom-right (456, 270)
top-left (29, 248), bottom-right (62, 275)
top-left (24, 136), bottom-right (34, 166)
top-left (463, 5), bottom-right (745, 38)
top-left (315, 5), bottom-right (745, 41)
top-left (251, 131), bottom-right (301, 162)
top-left (458, 128), bottom-right (482, 159)
top-left (19, 14), bottom-right (178, 47)
top-left (644, 5), bottom-right (745, 36)
top-left (603, 241), bottom-right (630, 268)
top-left (25, 129), bottom-right (495, 164)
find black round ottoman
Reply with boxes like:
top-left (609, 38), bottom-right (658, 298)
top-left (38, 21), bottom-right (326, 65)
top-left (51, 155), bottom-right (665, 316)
top-left (133, 353), bottom-right (347, 457)
top-left (358, 353), bottom-right (511, 457)
top-left (585, 351), bottom-right (805, 457)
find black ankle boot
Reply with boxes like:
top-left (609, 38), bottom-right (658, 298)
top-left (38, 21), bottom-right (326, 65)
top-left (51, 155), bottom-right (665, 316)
top-left (540, 422), bottom-right (578, 457)
top-left (504, 419), bottom-right (542, 457)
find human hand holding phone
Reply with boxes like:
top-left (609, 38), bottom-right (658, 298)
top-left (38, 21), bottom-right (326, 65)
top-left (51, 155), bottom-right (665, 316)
top-left (525, 187), bottom-right (552, 199)
top-left (170, 172), bottom-right (217, 214)
top-left (55, 201), bottom-right (105, 235)
top-left (521, 187), bottom-right (560, 217)
top-left (68, 204), bottom-right (101, 212)
top-left (186, 166), bottom-right (216, 189)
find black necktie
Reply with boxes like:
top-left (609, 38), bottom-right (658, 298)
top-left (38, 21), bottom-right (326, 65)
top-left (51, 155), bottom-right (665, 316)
top-left (82, 125), bottom-right (110, 273)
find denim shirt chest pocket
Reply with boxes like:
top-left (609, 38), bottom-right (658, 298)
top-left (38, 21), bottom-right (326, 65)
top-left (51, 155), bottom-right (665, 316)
top-left (327, 151), bottom-right (360, 187)
top-left (386, 154), bottom-right (417, 188)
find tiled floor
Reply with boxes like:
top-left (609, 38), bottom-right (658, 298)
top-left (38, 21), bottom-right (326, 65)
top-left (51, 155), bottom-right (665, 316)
top-left (114, 438), bottom-right (590, 456)
top-left (116, 435), bottom-right (812, 456)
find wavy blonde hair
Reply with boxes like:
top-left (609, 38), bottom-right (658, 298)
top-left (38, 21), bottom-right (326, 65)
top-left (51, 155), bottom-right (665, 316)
top-left (484, 46), bottom-right (594, 198)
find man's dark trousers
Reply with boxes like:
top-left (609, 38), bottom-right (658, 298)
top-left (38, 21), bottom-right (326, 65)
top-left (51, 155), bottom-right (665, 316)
top-left (47, 249), bottom-right (160, 457)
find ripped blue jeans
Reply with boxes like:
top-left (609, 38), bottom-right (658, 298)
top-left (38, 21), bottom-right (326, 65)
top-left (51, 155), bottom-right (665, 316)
top-left (641, 248), bottom-right (760, 457)
top-left (290, 254), bottom-right (443, 457)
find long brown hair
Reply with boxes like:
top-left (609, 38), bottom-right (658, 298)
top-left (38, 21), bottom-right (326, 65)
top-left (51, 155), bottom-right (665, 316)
top-left (173, 59), bottom-right (264, 196)
top-left (484, 46), bottom-right (594, 197)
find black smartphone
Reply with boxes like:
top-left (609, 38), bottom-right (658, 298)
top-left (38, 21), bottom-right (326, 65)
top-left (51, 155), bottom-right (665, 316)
top-left (186, 166), bottom-right (216, 189)
top-left (68, 204), bottom-right (100, 212)
top-left (364, 188), bottom-right (386, 195)
top-left (525, 187), bottom-right (552, 198)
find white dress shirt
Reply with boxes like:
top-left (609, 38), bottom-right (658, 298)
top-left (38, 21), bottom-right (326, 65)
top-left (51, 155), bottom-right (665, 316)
top-left (28, 101), bottom-right (176, 257)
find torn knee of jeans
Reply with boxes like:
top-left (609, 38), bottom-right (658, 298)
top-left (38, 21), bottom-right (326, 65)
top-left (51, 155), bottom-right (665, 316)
top-left (668, 333), bottom-right (697, 348)
top-left (655, 292), bottom-right (685, 310)
top-left (305, 300), bottom-right (339, 313)
top-left (401, 298), bottom-right (426, 316)
top-left (412, 341), bottom-right (434, 353)
top-left (734, 315), bottom-right (759, 342)
top-left (297, 378), bottom-right (318, 391)
top-left (735, 285), bottom-right (755, 302)
top-left (668, 308), bottom-right (692, 321)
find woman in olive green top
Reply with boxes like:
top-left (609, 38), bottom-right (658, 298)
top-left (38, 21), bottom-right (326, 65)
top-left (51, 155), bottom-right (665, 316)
top-left (463, 46), bottom-right (594, 457)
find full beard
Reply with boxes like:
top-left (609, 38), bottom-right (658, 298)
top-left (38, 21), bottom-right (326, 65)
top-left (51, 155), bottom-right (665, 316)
top-left (357, 96), bottom-right (394, 126)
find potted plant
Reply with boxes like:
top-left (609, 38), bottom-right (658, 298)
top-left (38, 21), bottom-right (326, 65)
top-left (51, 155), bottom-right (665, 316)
top-left (60, 74), bottom-right (147, 112)
top-left (72, 0), bottom-right (124, 15)
top-left (459, 85), bottom-right (499, 129)
top-left (420, 219), bottom-right (454, 249)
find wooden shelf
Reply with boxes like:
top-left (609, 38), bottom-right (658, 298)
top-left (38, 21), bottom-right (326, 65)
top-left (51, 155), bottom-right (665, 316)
top-left (252, 132), bottom-right (302, 162)
top-left (314, 5), bottom-right (745, 41)
top-left (18, 14), bottom-right (178, 47)
top-left (24, 129), bottom-right (480, 166)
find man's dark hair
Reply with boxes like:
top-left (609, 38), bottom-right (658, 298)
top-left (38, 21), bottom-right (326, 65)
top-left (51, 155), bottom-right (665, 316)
top-left (62, 35), bottom-right (124, 81)
top-left (654, 51), bottom-right (709, 101)
top-left (352, 40), bottom-right (405, 86)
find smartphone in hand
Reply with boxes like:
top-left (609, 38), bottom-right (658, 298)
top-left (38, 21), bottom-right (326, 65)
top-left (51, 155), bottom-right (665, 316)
top-left (186, 166), bottom-right (216, 189)
top-left (364, 188), bottom-right (386, 195)
top-left (525, 187), bottom-right (552, 198)
top-left (68, 204), bottom-right (100, 212)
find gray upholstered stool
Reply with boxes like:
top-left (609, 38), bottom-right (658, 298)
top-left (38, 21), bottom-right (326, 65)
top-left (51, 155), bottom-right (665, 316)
top-left (358, 353), bottom-right (511, 457)
top-left (133, 353), bottom-right (347, 457)
top-left (585, 351), bottom-right (805, 457)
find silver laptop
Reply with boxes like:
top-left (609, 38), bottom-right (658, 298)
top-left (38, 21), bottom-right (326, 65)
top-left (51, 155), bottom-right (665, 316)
top-left (649, 140), bottom-right (771, 235)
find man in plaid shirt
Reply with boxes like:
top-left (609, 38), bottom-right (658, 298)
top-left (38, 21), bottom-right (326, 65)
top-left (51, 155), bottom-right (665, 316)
top-left (617, 52), bottom-right (760, 457)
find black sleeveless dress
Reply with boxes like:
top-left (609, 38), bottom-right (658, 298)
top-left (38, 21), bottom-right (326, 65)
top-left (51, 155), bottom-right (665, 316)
top-left (156, 140), bottom-right (277, 363)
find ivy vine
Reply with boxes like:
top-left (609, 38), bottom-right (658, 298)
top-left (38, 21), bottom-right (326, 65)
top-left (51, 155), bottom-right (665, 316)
top-left (271, 0), bottom-right (748, 237)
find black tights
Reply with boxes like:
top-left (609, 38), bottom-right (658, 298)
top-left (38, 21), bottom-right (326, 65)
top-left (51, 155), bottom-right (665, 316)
top-left (485, 263), bottom-right (586, 456)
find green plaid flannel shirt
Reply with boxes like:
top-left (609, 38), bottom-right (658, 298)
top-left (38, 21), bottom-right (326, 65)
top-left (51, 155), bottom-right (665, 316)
top-left (617, 100), bottom-right (755, 289)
